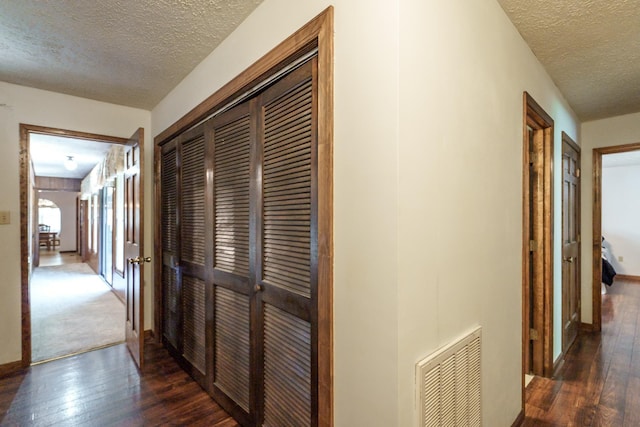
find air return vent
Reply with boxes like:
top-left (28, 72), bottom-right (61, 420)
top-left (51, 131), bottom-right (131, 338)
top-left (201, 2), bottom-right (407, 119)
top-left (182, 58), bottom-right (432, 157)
top-left (416, 326), bottom-right (481, 427)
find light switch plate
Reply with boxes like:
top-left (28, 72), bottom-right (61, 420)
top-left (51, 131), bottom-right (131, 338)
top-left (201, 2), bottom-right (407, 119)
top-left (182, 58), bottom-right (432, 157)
top-left (0, 211), bottom-right (9, 225)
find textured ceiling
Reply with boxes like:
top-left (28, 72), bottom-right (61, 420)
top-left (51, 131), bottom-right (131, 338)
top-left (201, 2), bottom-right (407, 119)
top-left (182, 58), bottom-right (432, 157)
top-left (0, 0), bottom-right (263, 109)
top-left (497, 0), bottom-right (640, 121)
top-left (2, 1), bottom-right (637, 120)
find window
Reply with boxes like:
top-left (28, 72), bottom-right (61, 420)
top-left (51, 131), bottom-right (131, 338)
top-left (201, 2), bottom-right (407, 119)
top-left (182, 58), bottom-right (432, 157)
top-left (115, 173), bottom-right (125, 274)
top-left (38, 199), bottom-right (61, 233)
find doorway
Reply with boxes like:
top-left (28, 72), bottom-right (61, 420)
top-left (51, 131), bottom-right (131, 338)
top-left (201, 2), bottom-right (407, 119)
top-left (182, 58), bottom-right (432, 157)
top-left (19, 124), bottom-right (141, 366)
top-left (592, 142), bottom-right (640, 331)
top-left (522, 92), bottom-right (554, 383)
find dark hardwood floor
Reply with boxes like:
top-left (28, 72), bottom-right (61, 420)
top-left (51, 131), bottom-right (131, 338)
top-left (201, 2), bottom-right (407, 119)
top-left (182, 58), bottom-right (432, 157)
top-left (0, 341), bottom-right (238, 426)
top-left (4, 279), bottom-right (640, 426)
top-left (524, 278), bottom-right (640, 426)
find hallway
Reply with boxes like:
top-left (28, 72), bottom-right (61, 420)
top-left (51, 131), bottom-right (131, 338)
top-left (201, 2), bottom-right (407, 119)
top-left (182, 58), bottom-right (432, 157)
top-left (31, 250), bottom-right (124, 362)
top-left (524, 279), bottom-right (640, 426)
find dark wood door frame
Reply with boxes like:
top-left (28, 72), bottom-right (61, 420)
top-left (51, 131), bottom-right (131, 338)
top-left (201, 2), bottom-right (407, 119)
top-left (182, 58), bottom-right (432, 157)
top-left (522, 92), bottom-right (555, 386)
top-left (591, 141), bottom-right (640, 332)
top-left (19, 124), bottom-right (130, 367)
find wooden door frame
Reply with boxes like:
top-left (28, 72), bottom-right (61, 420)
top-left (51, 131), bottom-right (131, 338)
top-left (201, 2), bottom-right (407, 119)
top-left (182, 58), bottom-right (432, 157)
top-left (154, 7), bottom-right (333, 425)
top-left (19, 124), bottom-right (129, 367)
top-left (591, 141), bottom-right (640, 332)
top-left (561, 131), bottom-right (581, 352)
top-left (521, 92), bottom-right (554, 388)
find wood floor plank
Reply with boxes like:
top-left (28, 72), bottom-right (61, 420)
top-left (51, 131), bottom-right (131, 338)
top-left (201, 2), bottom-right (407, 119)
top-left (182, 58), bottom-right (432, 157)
top-left (623, 376), bottom-right (640, 427)
top-left (0, 341), bottom-right (238, 426)
top-left (524, 279), bottom-right (640, 426)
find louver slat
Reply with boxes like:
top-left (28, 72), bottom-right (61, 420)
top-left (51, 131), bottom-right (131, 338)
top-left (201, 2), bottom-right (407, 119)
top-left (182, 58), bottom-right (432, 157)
top-left (162, 266), bottom-right (178, 347)
top-left (214, 287), bottom-right (251, 411)
top-left (263, 304), bottom-right (311, 427)
top-left (162, 149), bottom-right (177, 254)
top-left (182, 275), bottom-right (206, 373)
top-left (181, 135), bottom-right (206, 266)
top-left (161, 147), bottom-right (178, 348)
top-left (262, 79), bottom-right (313, 298)
top-left (214, 113), bottom-right (251, 276)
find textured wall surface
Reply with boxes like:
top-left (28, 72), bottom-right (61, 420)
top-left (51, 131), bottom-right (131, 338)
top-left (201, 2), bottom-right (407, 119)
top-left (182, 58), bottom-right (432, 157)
top-left (0, 0), bottom-right (263, 109)
top-left (497, 0), bottom-right (640, 120)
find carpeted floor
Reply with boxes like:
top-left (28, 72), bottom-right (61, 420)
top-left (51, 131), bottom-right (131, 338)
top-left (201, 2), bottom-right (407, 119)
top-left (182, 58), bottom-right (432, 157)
top-left (31, 262), bottom-right (125, 362)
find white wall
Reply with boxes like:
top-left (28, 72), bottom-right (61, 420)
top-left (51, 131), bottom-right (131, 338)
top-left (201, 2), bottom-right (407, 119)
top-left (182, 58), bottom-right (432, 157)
top-left (581, 111), bottom-right (640, 323)
top-left (0, 82), bottom-right (151, 365)
top-left (602, 164), bottom-right (640, 276)
top-left (39, 191), bottom-right (78, 252)
top-left (153, 0), bottom-right (580, 425)
top-left (398, 0), bottom-right (578, 424)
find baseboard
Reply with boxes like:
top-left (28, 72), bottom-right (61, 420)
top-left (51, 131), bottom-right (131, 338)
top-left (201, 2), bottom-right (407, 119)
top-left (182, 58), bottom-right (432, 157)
top-left (580, 322), bottom-right (594, 332)
top-left (511, 409), bottom-right (525, 427)
top-left (552, 353), bottom-right (565, 377)
top-left (0, 360), bottom-right (24, 378)
top-left (615, 274), bottom-right (640, 283)
top-left (144, 329), bottom-right (154, 341)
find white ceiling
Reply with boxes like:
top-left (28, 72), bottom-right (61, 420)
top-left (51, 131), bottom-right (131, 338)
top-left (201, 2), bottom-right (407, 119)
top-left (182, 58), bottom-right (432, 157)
top-left (602, 150), bottom-right (640, 168)
top-left (31, 134), bottom-right (114, 179)
top-left (0, 0), bottom-right (263, 110)
top-left (497, 0), bottom-right (640, 121)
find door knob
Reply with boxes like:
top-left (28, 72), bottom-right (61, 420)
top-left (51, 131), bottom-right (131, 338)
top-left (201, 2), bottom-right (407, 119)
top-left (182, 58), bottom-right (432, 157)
top-left (128, 256), bottom-right (152, 264)
top-left (563, 256), bottom-right (574, 263)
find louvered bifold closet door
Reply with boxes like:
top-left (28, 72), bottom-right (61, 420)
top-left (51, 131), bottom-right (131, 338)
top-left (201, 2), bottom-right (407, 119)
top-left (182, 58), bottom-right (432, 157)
top-left (256, 59), bottom-right (317, 427)
top-left (209, 101), bottom-right (253, 425)
top-left (179, 124), bottom-right (208, 382)
top-left (161, 142), bottom-right (180, 349)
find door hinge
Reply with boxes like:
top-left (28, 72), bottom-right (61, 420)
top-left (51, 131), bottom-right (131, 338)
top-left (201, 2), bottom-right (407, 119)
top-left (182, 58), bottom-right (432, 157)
top-left (530, 328), bottom-right (539, 341)
top-left (529, 240), bottom-right (537, 252)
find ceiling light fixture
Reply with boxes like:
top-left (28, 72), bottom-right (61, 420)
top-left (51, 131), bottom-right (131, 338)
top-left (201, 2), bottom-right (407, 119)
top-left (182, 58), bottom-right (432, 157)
top-left (64, 155), bottom-right (77, 171)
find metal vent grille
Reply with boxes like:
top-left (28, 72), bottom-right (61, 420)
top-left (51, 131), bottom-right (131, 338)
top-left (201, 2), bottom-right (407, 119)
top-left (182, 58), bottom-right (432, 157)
top-left (417, 327), bottom-right (481, 427)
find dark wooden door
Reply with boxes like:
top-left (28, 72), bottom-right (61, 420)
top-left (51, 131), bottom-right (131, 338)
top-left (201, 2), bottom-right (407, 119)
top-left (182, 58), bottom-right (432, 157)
top-left (124, 128), bottom-right (145, 368)
top-left (159, 59), bottom-right (320, 426)
top-left (208, 101), bottom-right (253, 425)
top-left (254, 59), bottom-right (316, 427)
top-left (562, 135), bottom-right (580, 353)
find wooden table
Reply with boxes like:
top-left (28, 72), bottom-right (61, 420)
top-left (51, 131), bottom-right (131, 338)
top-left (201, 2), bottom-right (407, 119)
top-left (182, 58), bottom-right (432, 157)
top-left (39, 232), bottom-right (58, 250)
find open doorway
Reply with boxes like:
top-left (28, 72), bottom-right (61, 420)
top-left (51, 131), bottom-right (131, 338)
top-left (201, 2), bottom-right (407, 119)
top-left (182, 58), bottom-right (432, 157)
top-left (20, 125), bottom-right (133, 364)
top-left (592, 143), bottom-right (640, 331)
top-left (522, 92), bottom-right (555, 387)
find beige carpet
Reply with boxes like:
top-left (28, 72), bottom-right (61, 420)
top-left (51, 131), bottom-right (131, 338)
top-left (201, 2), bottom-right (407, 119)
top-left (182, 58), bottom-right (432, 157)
top-left (31, 262), bottom-right (125, 362)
